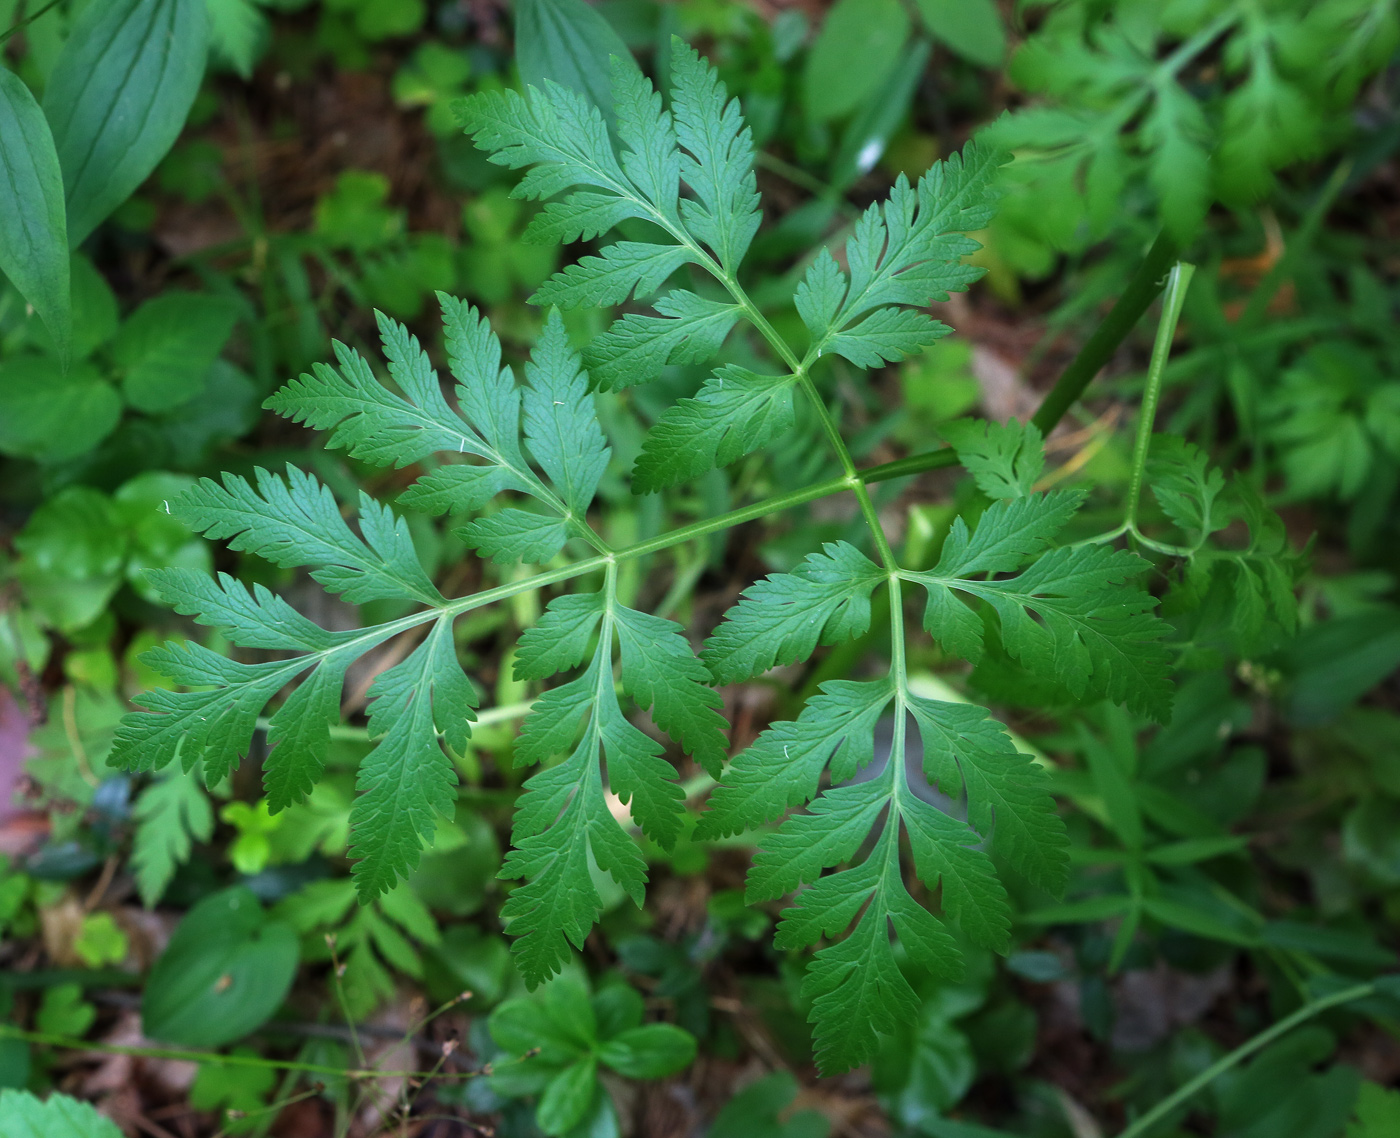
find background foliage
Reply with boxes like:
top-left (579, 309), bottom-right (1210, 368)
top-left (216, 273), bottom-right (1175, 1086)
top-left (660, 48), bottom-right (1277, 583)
top-left (2, 0), bottom-right (1400, 1136)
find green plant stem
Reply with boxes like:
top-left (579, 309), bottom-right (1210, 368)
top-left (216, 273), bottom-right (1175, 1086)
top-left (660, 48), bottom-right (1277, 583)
top-left (858, 230), bottom-right (1185, 486)
top-left (1124, 262), bottom-right (1195, 531)
top-left (0, 1024), bottom-right (480, 1081)
top-left (1032, 230), bottom-right (1182, 437)
top-left (1115, 982), bottom-right (1374, 1138)
top-left (254, 699), bottom-right (535, 742)
top-left (0, 0), bottom-right (61, 45)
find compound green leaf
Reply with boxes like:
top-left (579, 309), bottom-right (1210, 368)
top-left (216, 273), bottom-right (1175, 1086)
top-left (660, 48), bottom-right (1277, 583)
top-left (669, 39), bottom-right (761, 271)
top-left (943, 417), bottom-right (1045, 499)
top-left (633, 367), bottom-right (794, 492)
top-left (704, 542), bottom-right (886, 684)
top-left (350, 617), bottom-right (475, 898)
top-left (112, 644), bottom-right (306, 782)
top-left (1147, 434), bottom-right (1227, 540)
top-left (907, 695), bottom-right (1067, 893)
top-left (458, 508), bottom-right (569, 564)
top-left (901, 793), bottom-right (1009, 949)
top-left (0, 1091), bottom-right (123, 1138)
top-left (521, 309), bottom-right (610, 515)
top-left (457, 79), bottom-right (629, 202)
top-left (146, 568), bottom-right (348, 652)
top-left (827, 306), bottom-right (950, 368)
top-left (130, 765), bottom-right (214, 908)
top-left (585, 291), bottom-right (742, 392)
top-left (775, 823), bottom-right (961, 1074)
top-left (175, 465), bottom-right (443, 606)
top-left (613, 58), bottom-right (680, 214)
top-left (530, 241), bottom-right (694, 308)
top-left (698, 678), bottom-right (893, 839)
top-left (516, 592), bottom-right (607, 680)
top-left (524, 191), bottom-right (641, 245)
top-left (614, 603), bottom-right (728, 776)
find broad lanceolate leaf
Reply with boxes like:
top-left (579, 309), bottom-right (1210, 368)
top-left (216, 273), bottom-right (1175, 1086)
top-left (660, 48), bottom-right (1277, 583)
top-left (943, 417), bottom-right (1045, 498)
top-left (43, 0), bottom-right (210, 245)
top-left (113, 292), bottom-right (238, 412)
top-left (0, 69), bottom-right (69, 355)
top-left (513, 0), bottom-right (637, 118)
top-left (909, 493), bottom-right (1174, 720)
top-left (585, 291), bottom-right (742, 392)
top-left (633, 367), bottom-right (794, 492)
top-left (703, 542), bottom-right (887, 684)
top-left (796, 142), bottom-right (1001, 364)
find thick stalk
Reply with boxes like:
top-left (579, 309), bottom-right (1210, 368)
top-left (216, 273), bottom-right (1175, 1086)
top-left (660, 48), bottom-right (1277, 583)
top-left (1032, 230), bottom-right (1181, 436)
top-left (857, 230), bottom-right (1184, 486)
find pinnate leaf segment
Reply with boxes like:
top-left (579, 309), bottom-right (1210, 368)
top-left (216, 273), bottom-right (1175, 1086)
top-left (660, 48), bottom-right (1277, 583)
top-left (112, 42), bottom-right (1175, 1074)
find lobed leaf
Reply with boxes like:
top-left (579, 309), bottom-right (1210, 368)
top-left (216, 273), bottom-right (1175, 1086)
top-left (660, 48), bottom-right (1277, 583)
top-left (703, 542), bottom-right (886, 685)
top-left (633, 366), bottom-right (794, 492)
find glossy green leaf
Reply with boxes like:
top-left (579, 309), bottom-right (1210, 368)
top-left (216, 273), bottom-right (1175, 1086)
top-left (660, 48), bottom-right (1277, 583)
top-left (803, 0), bottom-right (910, 122)
top-left (43, 0), bottom-right (210, 245)
top-left (0, 68), bottom-right (68, 355)
top-left (914, 0), bottom-right (1005, 67)
top-left (514, 0), bottom-right (637, 116)
top-left (142, 886), bottom-right (298, 1047)
top-left (0, 355), bottom-right (120, 463)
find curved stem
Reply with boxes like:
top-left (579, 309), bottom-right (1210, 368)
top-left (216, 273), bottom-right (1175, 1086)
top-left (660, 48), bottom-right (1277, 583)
top-left (1116, 982), bottom-right (1373, 1138)
top-left (1032, 231), bottom-right (1182, 437)
top-left (0, 1024), bottom-right (482, 1082)
top-left (1124, 262), bottom-right (1195, 531)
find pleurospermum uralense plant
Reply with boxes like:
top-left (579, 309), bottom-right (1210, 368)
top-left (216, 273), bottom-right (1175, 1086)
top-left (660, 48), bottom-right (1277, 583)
top-left (111, 41), bottom-right (1244, 1074)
